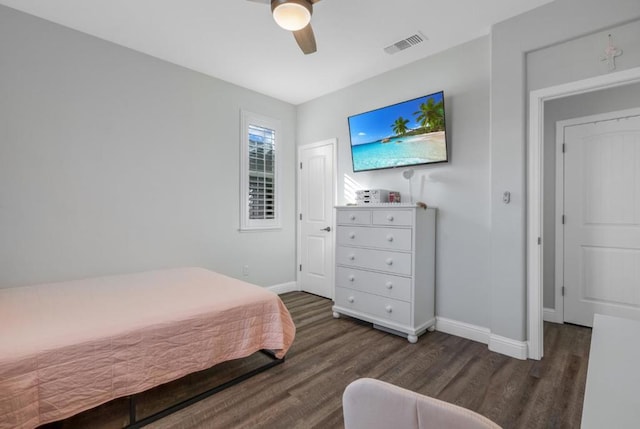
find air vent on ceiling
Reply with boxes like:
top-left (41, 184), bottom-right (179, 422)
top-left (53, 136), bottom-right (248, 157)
top-left (384, 32), bottom-right (427, 55)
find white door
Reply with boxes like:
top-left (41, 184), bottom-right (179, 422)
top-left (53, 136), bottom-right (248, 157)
top-left (563, 110), bottom-right (640, 327)
top-left (298, 140), bottom-right (335, 298)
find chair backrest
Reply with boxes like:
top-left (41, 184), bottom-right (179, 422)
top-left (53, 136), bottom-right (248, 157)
top-left (343, 378), bottom-right (502, 429)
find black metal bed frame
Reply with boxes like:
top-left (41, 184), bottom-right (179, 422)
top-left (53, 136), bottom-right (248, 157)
top-left (124, 350), bottom-right (284, 428)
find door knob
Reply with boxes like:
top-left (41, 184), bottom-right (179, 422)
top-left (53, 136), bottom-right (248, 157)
top-left (321, 226), bottom-right (331, 232)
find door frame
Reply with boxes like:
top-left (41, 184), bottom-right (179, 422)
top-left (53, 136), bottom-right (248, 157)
top-left (553, 108), bottom-right (640, 326)
top-left (528, 66), bottom-right (640, 360)
top-left (296, 138), bottom-right (338, 296)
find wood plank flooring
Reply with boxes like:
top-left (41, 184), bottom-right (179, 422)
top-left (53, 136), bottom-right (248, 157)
top-left (43, 292), bottom-right (591, 429)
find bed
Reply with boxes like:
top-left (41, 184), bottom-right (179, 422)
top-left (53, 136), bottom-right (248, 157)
top-left (0, 267), bottom-right (296, 429)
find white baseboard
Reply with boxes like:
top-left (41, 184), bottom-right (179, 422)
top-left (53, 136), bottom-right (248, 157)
top-left (543, 307), bottom-right (563, 324)
top-left (267, 281), bottom-right (299, 295)
top-left (435, 317), bottom-right (490, 345)
top-left (436, 316), bottom-right (528, 360)
top-left (489, 334), bottom-right (528, 360)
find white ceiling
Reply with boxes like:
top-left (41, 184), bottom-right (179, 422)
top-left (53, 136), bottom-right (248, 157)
top-left (0, 0), bottom-right (553, 105)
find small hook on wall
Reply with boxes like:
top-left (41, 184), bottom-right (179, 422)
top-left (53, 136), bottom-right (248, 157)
top-left (601, 33), bottom-right (623, 72)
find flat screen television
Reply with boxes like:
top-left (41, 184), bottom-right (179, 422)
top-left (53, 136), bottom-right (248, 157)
top-left (347, 91), bottom-right (448, 172)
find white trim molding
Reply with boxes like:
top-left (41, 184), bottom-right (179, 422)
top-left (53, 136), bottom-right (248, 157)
top-left (543, 307), bottom-right (563, 324)
top-left (239, 109), bottom-right (283, 232)
top-left (527, 66), bottom-right (640, 360)
top-left (436, 316), bottom-right (528, 360)
top-left (267, 281), bottom-right (299, 295)
top-left (436, 317), bottom-right (490, 345)
top-left (489, 334), bottom-right (528, 360)
top-left (554, 121), bottom-right (566, 325)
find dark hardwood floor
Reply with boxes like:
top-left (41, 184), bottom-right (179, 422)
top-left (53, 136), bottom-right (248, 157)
top-left (43, 292), bottom-right (591, 429)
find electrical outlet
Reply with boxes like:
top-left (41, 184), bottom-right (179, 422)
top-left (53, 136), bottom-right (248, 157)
top-left (242, 265), bottom-right (249, 277)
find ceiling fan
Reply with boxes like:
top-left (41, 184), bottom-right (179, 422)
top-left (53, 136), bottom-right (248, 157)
top-left (248, 0), bottom-right (321, 54)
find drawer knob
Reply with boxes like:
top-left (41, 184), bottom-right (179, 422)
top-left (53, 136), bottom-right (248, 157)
top-left (387, 215), bottom-right (394, 221)
top-left (348, 275), bottom-right (355, 282)
top-left (385, 305), bottom-right (393, 313)
top-left (349, 232), bottom-right (356, 239)
top-left (386, 235), bottom-right (394, 242)
top-left (348, 296), bottom-right (355, 303)
top-left (349, 254), bottom-right (356, 261)
top-left (350, 214), bottom-right (356, 221)
top-left (385, 282), bottom-right (393, 290)
top-left (385, 258), bottom-right (393, 266)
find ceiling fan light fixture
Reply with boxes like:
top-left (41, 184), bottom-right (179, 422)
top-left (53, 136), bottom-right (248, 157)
top-left (271, 0), bottom-right (312, 31)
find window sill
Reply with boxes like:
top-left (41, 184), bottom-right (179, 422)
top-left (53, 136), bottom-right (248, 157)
top-left (238, 226), bottom-right (283, 233)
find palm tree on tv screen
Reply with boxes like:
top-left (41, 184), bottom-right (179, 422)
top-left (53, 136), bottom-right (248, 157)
top-left (414, 98), bottom-right (445, 132)
top-left (391, 116), bottom-right (410, 137)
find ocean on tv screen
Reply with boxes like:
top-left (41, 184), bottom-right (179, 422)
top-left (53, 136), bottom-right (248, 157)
top-left (352, 131), bottom-right (446, 171)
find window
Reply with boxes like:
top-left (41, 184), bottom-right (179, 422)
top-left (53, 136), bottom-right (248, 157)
top-left (240, 110), bottom-right (281, 230)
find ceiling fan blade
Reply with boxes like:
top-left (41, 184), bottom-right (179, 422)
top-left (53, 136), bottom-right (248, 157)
top-left (251, 0), bottom-right (319, 3)
top-left (247, 0), bottom-right (317, 4)
top-left (293, 23), bottom-right (317, 55)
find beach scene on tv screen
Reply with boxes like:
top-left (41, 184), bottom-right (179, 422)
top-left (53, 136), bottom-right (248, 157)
top-left (349, 92), bottom-right (446, 171)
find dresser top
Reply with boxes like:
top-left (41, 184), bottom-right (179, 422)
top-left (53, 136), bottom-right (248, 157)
top-left (336, 204), bottom-right (435, 210)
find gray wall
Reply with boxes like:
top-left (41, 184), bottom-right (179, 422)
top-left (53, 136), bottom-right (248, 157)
top-left (542, 82), bottom-right (640, 309)
top-left (490, 0), bottom-right (640, 341)
top-left (297, 37), bottom-right (492, 328)
top-left (527, 19), bottom-right (640, 93)
top-left (0, 5), bottom-right (297, 288)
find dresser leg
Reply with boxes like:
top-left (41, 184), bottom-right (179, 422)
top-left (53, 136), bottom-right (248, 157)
top-left (427, 325), bottom-right (436, 332)
top-left (407, 334), bottom-right (418, 344)
top-left (332, 311), bottom-right (341, 319)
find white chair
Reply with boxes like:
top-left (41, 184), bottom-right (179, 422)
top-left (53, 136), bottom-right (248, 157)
top-left (343, 378), bottom-right (501, 429)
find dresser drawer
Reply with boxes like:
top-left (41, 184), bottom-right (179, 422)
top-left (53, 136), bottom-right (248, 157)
top-left (337, 210), bottom-right (371, 225)
top-left (336, 246), bottom-right (412, 275)
top-left (336, 266), bottom-right (411, 302)
top-left (336, 226), bottom-right (412, 251)
top-left (335, 287), bottom-right (411, 325)
top-left (372, 209), bottom-right (414, 226)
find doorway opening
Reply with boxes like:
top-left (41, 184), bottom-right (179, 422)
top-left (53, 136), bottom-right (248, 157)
top-left (528, 66), bottom-right (640, 360)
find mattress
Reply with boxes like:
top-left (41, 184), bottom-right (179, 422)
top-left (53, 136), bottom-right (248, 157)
top-left (0, 267), bottom-right (296, 429)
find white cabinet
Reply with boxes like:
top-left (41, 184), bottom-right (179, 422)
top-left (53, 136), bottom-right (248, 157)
top-left (332, 205), bottom-right (436, 343)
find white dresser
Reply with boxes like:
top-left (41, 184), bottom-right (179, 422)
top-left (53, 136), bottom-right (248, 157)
top-left (332, 205), bottom-right (436, 343)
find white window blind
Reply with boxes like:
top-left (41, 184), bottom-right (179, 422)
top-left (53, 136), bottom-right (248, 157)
top-left (240, 110), bottom-right (281, 230)
top-left (248, 125), bottom-right (276, 220)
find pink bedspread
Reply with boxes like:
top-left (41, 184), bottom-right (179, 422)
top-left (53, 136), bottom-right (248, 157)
top-left (0, 267), bottom-right (296, 429)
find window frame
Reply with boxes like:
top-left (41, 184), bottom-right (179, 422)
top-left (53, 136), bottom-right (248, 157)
top-left (240, 110), bottom-right (282, 231)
